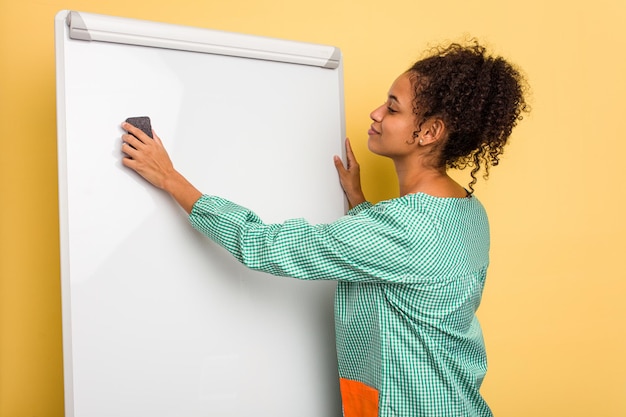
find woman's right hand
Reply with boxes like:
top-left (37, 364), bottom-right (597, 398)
top-left (334, 138), bottom-right (366, 209)
top-left (121, 122), bottom-right (175, 190)
top-left (121, 122), bottom-right (202, 214)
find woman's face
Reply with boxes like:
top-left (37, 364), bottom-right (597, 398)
top-left (367, 72), bottom-right (418, 158)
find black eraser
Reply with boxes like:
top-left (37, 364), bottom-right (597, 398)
top-left (125, 116), bottom-right (153, 139)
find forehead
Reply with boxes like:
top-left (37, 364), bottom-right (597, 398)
top-left (388, 72), bottom-right (413, 104)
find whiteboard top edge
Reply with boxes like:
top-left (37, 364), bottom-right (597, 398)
top-left (55, 10), bottom-right (342, 69)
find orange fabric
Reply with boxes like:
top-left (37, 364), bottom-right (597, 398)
top-left (339, 378), bottom-right (379, 417)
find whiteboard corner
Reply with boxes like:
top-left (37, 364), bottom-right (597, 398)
top-left (55, 9), bottom-right (70, 22)
top-left (324, 47), bottom-right (342, 69)
top-left (65, 11), bottom-right (92, 41)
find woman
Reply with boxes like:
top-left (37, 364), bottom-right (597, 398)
top-left (121, 40), bottom-right (529, 417)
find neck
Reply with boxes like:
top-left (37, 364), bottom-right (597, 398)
top-left (394, 160), bottom-right (466, 198)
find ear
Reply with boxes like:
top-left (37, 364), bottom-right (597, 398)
top-left (418, 117), bottom-right (446, 146)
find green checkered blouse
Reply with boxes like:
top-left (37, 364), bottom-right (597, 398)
top-left (189, 192), bottom-right (492, 417)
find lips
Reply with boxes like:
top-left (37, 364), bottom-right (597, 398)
top-left (368, 124), bottom-right (380, 135)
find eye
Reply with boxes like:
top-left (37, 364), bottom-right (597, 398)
top-left (387, 106), bottom-right (397, 114)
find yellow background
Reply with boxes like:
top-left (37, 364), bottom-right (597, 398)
top-left (1, 0), bottom-right (625, 416)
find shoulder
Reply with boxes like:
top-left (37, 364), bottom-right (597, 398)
top-left (360, 193), bottom-right (487, 223)
top-left (398, 193), bottom-right (488, 226)
top-left (330, 193), bottom-right (488, 244)
top-left (387, 193), bottom-right (489, 244)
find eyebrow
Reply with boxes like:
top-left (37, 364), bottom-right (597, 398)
top-left (388, 94), bottom-right (400, 104)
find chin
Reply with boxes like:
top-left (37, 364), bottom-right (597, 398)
top-left (367, 139), bottom-right (384, 156)
top-left (367, 137), bottom-right (377, 152)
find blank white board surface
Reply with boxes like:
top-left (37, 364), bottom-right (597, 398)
top-left (55, 10), bottom-right (345, 417)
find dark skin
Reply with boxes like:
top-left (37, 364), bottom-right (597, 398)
top-left (365, 73), bottom-right (467, 200)
top-left (121, 72), bottom-right (466, 214)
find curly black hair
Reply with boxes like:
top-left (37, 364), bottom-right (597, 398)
top-left (407, 40), bottom-right (530, 192)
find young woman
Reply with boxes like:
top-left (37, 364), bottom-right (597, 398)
top-left (121, 40), bottom-right (529, 417)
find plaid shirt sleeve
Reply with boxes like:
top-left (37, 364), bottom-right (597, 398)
top-left (188, 194), bottom-right (443, 284)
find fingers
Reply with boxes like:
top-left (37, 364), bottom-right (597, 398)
top-left (333, 155), bottom-right (346, 174)
top-left (121, 124), bottom-right (149, 167)
top-left (344, 138), bottom-right (359, 170)
top-left (122, 122), bottom-right (150, 144)
top-left (121, 140), bottom-right (139, 161)
top-left (333, 138), bottom-right (361, 173)
top-left (121, 152), bottom-right (136, 168)
top-left (121, 133), bottom-right (142, 153)
top-left (333, 139), bottom-right (365, 209)
top-left (121, 122), bottom-right (164, 156)
top-left (345, 137), bottom-right (354, 158)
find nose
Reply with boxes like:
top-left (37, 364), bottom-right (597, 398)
top-left (370, 103), bottom-right (385, 122)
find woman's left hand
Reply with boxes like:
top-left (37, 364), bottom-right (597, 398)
top-left (334, 138), bottom-right (366, 208)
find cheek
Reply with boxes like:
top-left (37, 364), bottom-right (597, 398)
top-left (385, 117), bottom-right (415, 135)
top-left (401, 122), bottom-right (417, 140)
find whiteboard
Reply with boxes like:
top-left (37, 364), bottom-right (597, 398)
top-left (55, 10), bottom-right (345, 417)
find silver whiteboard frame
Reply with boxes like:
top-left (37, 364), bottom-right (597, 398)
top-left (65, 11), bottom-right (341, 69)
